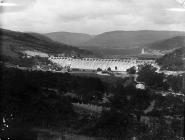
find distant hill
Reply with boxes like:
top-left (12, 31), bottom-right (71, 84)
top-left (146, 36), bottom-right (185, 51)
top-left (157, 47), bottom-right (185, 71)
top-left (0, 28), bottom-right (93, 60)
top-left (29, 32), bottom-right (54, 42)
top-left (79, 30), bottom-right (185, 49)
top-left (45, 32), bottom-right (93, 46)
top-left (45, 30), bottom-right (185, 58)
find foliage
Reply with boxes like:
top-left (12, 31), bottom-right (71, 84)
top-left (137, 64), bottom-right (168, 90)
top-left (0, 64), bottom-right (106, 126)
top-left (97, 68), bottom-right (102, 71)
top-left (167, 75), bottom-right (183, 92)
top-left (89, 86), bottom-right (152, 138)
top-left (157, 47), bottom-right (185, 71)
top-left (107, 67), bottom-right (111, 71)
top-left (126, 66), bottom-right (136, 74)
top-left (0, 67), bottom-right (75, 127)
top-left (1, 64), bottom-right (184, 139)
top-left (137, 63), bottom-right (184, 93)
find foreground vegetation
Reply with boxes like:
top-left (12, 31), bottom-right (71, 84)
top-left (0, 63), bottom-right (184, 140)
top-left (157, 47), bottom-right (185, 71)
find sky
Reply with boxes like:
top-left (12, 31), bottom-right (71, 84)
top-left (0, 0), bottom-right (185, 34)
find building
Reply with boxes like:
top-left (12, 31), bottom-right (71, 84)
top-left (141, 48), bottom-right (145, 54)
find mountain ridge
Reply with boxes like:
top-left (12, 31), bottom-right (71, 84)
top-left (46, 30), bottom-right (185, 51)
top-left (146, 36), bottom-right (185, 51)
top-left (79, 30), bottom-right (185, 49)
top-left (0, 28), bottom-right (93, 60)
top-left (45, 31), bottom-right (94, 46)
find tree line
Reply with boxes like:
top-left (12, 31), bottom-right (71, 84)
top-left (0, 63), bottom-right (184, 139)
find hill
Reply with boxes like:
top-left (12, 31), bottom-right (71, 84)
top-left (0, 28), bottom-right (93, 60)
top-left (146, 36), bottom-right (185, 51)
top-left (44, 30), bottom-right (185, 58)
top-left (157, 47), bottom-right (185, 71)
top-left (79, 30), bottom-right (185, 49)
top-left (45, 32), bottom-right (93, 46)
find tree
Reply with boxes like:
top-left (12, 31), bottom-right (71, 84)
top-left (156, 48), bottom-right (185, 71)
top-left (137, 64), bottom-right (166, 89)
top-left (107, 67), bottom-right (111, 71)
top-left (97, 68), bottom-right (102, 71)
top-left (127, 66), bottom-right (136, 74)
top-left (90, 85), bottom-right (152, 138)
top-left (0, 66), bottom-right (76, 137)
top-left (167, 75), bottom-right (183, 92)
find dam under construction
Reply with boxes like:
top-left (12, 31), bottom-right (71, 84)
top-left (49, 56), bottom-right (156, 72)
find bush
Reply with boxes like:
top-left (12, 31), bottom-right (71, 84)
top-left (107, 67), bottom-right (111, 71)
top-left (126, 66), bottom-right (136, 74)
top-left (97, 68), bottom-right (102, 71)
top-left (137, 64), bottom-right (167, 90)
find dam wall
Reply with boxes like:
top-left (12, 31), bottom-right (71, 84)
top-left (48, 56), bottom-right (155, 72)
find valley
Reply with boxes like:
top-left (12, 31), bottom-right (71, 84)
top-left (1, 28), bottom-right (185, 140)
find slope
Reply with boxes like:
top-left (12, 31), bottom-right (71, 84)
top-left (0, 28), bottom-right (93, 59)
top-left (80, 30), bottom-right (185, 49)
top-left (146, 36), bottom-right (185, 51)
top-left (45, 32), bottom-right (93, 46)
top-left (157, 47), bottom-right (185, 71)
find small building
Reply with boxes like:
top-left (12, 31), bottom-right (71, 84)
top-left (136, 82), bottom-right (145, 89)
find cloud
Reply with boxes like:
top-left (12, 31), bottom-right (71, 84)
top-left (175, 0), bottom-right (185, 7)
top-left (0, 3), bottom-right (18, 7)
top-left (0, 0), bottom-right (36, 12)
top-left (166, 8), bottom-right (185, 11)
top-left (1, 0), bottom-right (185, 34)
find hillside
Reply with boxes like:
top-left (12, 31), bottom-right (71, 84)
top-left (44, 30), bottom-right (185, 58)
top-left (0, 28), bottom-right (93, 60)
top-left (157, 47), bottom-right (185, 71)
top-left (146, 36), bottom-right (185, 51)
top-left (45, 32), bottom-right (93, 46)
top-left (79, 30), bottom-right (185, 49)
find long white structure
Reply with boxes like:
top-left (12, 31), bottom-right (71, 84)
top-left (49, 56), bottom-right (155, 72)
